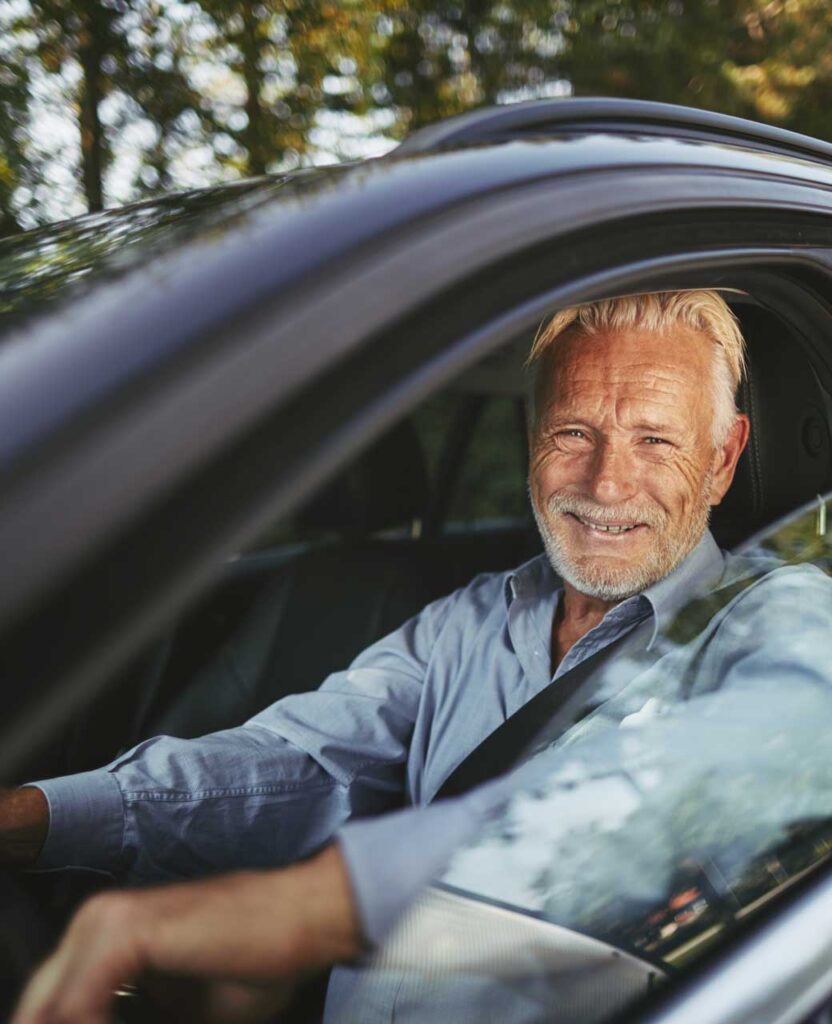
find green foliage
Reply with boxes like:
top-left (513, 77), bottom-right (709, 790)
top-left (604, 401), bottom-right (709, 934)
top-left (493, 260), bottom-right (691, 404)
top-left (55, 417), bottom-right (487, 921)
top-left (561, 0), bottom-right (832, 134)
top-left (3, 0), bottom-right (832, 228)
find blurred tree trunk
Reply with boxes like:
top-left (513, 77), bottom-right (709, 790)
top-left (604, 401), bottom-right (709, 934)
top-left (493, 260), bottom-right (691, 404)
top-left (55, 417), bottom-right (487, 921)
top-left (0, 25), bottom-right (33, 236)
top-left (239, 0), bottom-right (268, 176)
top-left (76, 3), bottom-right (107, 212)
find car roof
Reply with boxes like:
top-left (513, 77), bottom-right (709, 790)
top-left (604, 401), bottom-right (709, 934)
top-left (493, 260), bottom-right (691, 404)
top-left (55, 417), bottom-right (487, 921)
top-left (397, 96), bottom-right (832, 167)
top-left (4, 97), bottom-right (832, 340)
top-left (4, 98), bottom-right (832, 470)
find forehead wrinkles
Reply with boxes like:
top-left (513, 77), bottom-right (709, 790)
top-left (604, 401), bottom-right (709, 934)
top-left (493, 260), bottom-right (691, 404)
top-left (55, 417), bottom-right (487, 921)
top-left (538, 331), bottom-right (712, 422)
top-left (548, 362), bottom-right (703, 417)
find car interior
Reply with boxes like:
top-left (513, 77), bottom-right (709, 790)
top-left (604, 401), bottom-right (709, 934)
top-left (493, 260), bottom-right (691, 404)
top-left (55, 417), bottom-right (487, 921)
top-left (23, 296), bottom-right (829, 776)
top-left (6, 292), bottom-right (832, 1022)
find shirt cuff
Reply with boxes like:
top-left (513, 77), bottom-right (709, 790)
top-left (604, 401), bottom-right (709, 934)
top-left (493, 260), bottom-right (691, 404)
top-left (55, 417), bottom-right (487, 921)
top-left (27, 769), bottom-right (125, 872)
top-left (337, 780), bottom-right (513, 946)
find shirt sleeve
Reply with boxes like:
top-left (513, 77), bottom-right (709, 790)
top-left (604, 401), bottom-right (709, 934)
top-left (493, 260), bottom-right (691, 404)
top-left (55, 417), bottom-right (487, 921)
top-left (337, 778), bottom-right (513, 945)
top-left (32, 591), bottom-right (455, 884)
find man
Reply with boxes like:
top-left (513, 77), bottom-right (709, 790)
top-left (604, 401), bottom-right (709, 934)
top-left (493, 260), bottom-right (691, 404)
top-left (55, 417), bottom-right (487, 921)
top-left (5, 290), bottom-right (830, 1022)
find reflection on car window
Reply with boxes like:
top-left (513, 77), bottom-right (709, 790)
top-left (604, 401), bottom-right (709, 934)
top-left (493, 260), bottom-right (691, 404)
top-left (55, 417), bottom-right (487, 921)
top-left (0, 165), bottom-right (348, 341)
top-left (354, 493), bottom-right (832, 1023)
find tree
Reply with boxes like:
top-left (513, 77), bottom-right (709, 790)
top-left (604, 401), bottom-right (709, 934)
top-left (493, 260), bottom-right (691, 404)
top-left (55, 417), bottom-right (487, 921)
top-left (194, 0), bottom-right (389, 176)
top-left (3, 0), bottom-right (832, 231)
top-left (561, 0), bottom-right (832, 141)
top-left (6, 0), bottom-right (206, 219)
top-left (380, 0), bottom-right (566, 137)
top-left (0, 33), bottom-right (35, 237)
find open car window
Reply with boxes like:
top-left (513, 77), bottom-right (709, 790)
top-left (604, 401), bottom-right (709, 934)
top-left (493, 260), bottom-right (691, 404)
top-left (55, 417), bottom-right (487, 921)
top-left (349, 493), bottom-right (832, 1023)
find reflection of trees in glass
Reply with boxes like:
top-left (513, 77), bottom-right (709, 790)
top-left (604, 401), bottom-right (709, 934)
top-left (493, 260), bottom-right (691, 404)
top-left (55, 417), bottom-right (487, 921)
top-left (447, 746), bottom-right (832, 972)
top-left (0, 167), bottom-right (352, 332)
top-left (443, 521), bottom-right (832, 975)
top-left (760, 502), bottom-right (832, 572)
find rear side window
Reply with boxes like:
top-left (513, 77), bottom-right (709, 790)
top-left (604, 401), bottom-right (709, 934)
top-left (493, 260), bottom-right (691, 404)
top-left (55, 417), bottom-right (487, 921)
top-left (447, 395), bottom-right (529, 527)
top-left (414, 392), bottom-right (530, 534)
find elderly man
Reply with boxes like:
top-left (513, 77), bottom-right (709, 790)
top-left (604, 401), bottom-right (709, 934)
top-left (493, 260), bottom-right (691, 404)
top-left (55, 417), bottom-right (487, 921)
top-left (6, 289), bottom-right (827, 1022)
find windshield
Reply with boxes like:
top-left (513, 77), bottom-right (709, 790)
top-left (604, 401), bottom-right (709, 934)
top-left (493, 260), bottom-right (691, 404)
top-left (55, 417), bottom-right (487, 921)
top-left (348, 493), bottom-right (832, 1023)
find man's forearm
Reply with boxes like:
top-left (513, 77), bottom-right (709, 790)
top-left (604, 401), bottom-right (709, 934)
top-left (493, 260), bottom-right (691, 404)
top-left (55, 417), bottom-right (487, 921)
top-left (0, 788), bottom-right (49, 866)
top-left (14, 843), bottom-right (362, 1024)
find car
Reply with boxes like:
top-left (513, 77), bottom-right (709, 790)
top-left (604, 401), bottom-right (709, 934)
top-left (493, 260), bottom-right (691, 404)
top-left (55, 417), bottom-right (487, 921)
top-left (1, 96), bottom-right (832, 1023)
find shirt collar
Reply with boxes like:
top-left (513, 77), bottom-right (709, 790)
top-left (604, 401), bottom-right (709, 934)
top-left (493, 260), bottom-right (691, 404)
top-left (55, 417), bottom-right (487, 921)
top-left (507, 528), bottom-right (726, 648)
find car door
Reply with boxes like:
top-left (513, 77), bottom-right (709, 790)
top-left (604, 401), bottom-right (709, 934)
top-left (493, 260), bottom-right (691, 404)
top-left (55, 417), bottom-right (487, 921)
top-left (4, 102), bottom-right (832, 777)
top-left (3, 97), bottom-right (832, 1022)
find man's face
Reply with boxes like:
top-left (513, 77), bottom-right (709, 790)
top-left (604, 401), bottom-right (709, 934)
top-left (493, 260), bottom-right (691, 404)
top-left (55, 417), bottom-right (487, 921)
top-left (528, 325), bottom-right (746, 600)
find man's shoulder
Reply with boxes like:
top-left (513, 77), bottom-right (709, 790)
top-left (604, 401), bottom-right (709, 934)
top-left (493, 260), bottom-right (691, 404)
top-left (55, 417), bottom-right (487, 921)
top-left (724, 550), bottom-right (831, 592)
top-left (720, 552), bottom-right (832, 623)
top-left (664, 552), bottom-right (831, 647)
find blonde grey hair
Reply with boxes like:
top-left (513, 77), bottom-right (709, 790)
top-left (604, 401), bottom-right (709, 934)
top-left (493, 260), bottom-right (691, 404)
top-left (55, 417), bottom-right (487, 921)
top-left (528, 290), bottom-right (747, 444)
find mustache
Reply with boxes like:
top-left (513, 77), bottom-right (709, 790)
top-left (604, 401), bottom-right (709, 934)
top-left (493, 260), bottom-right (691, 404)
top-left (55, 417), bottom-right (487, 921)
top-left (546, 493), bottom-right (667, 528)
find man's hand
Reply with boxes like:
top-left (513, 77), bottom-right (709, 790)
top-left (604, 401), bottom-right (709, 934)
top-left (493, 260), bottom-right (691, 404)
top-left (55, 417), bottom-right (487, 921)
top-left (13, 843), bottom-right (361, 1024)
top-left (0, 788), bottom-right (48, 867)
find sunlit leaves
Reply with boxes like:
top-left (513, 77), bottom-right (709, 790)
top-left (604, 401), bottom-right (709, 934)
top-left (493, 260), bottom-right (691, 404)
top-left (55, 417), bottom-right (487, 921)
top-left (3, 0), bottom-right (832, 229)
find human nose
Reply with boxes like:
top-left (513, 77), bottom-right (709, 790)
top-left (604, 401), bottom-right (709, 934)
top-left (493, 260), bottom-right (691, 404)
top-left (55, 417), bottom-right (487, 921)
top-left (585, 439), bottom-right (639, 505)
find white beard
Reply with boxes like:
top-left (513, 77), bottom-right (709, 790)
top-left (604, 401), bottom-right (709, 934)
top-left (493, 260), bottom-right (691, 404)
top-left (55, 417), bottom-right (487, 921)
top-left (531, 482), bottom-right (712, 601)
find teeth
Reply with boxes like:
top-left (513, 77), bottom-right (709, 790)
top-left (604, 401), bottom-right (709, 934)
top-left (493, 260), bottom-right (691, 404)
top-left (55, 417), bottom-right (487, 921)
top-left (576, 516), bottom-right (635, 533)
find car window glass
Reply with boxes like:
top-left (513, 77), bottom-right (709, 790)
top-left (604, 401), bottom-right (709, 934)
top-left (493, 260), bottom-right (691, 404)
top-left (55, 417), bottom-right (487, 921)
top-left (28, 366), bottom-right (535, 782)
top-left (443, 395), bottom-right (529, 529)
top-left (255, 384), bottom-right (531, 551)
top-left (348, 493), bottom-right (832, 1023)
top-left (412, 340), bottom-right (532, 537)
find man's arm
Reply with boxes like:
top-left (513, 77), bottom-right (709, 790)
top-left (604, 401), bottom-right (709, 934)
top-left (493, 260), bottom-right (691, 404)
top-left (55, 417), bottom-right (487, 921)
top-left (0, 788), bottom-right (48, 867)
top-left (12, 778), bottom-right (513, 1024)
top-left (13, 843), bottom-right (360, 1024)
top-left (27, 584), bottom-right (455, 881)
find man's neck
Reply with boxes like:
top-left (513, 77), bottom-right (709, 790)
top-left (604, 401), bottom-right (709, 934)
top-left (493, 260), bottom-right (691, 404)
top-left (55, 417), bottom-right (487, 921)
top-left (551, 581), bottom-right (618, 673)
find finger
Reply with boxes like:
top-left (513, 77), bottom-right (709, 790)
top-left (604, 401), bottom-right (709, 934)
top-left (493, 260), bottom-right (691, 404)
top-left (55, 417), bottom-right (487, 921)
top-left (13, 894), bottom-right (143, 1024)
top-left (12, 951), bottom-right (110, 1024)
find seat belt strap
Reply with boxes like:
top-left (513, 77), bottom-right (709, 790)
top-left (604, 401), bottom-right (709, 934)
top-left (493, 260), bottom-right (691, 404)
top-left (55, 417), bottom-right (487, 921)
top-left (435, 618), bottom-right (655, 801)
top-left (435, 565), bottom-right (768, 802)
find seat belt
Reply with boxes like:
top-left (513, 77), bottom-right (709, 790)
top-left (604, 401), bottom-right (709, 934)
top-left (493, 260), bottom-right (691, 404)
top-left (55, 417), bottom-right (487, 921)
top-left (435, 565), bottom-right (769, 802)
top-left (435, 617), bottom-right (657, 801)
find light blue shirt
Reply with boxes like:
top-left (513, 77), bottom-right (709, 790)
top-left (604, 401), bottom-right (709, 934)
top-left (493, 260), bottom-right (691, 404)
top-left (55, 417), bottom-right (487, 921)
top-left (33, 529), bottom-right (832, 1021)
top-left (34, 534), bottom-right (722, 880)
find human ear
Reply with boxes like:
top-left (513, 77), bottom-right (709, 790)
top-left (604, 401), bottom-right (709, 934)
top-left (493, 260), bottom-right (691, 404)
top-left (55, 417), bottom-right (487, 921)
top-left (708, 413), bottom-right (750, 506)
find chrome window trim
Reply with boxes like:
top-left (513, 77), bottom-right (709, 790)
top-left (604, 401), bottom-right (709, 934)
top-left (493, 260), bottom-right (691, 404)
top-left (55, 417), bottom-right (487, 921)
top-left (638, 868), bottom-right (832, 1024)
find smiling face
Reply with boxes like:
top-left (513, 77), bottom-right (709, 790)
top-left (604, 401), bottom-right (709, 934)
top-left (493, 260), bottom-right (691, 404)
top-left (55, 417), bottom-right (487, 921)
top-left (528, 325), bottom-right (748, 601)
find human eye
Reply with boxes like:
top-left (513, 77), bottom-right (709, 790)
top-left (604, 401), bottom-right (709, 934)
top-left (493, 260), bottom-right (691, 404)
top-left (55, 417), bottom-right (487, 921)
top-left (555, 428), bottom-right (594, 450)
top-left (639, 435), bottom-right (676, 457)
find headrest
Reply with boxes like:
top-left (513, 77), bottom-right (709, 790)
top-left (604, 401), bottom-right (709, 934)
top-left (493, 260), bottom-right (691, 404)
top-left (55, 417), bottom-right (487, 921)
top-left (710, 305), bottom-right (832, 549)
top-left (298, 418), bottom-right (430, 539)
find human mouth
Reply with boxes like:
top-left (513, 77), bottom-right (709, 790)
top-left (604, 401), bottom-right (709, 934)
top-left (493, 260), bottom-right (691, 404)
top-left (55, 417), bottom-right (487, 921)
top-left (567, 512), bottom-right (644, 534)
